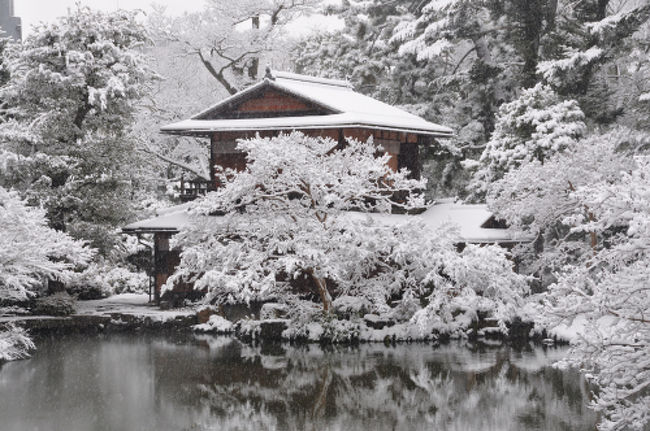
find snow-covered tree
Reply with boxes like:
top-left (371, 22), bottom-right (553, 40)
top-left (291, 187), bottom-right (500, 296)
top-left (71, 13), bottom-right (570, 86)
top-left (486, 128), bottom-right (646, 277)
top-left (156, 0), bottom-right (316, 96)
top-left (168, 132), bottom-right (527, 336)
top-left (0, 186), bottom-right (92, 300)
top-left (535, 1), bottom-right (650, 122)
top-left (0, 324), bottom-right (34, 363)
top-left (0, 186), bottom-right (91, 362)
top-left (168, 132), bottom-right (425, 312)
top-left (469, 84), bottom-right (586, 199)
top-left (0, 6), bottom-right (157, 255)
top-left (390, 0), bottom-right (516, 130)
top-left (538, 2), bottom-right (650, 92)
top-left (293, 1), bottom-right (494, 200)
top-left (539, 155), bottom-right (650, 431)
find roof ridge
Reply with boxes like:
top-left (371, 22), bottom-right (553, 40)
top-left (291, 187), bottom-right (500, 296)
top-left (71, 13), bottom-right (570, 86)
top-left (271, 70), bottom-right (352, 89)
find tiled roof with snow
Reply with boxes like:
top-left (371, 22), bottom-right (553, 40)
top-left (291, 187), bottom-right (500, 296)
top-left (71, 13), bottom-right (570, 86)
top-left (123, 200), bottom-right (528, 244)
top-left (161, 71), bottom-right (453, 137)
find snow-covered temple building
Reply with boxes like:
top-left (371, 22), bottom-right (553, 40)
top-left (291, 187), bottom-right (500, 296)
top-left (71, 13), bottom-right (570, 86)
top-left (124, 70), bottom-right (524, 301)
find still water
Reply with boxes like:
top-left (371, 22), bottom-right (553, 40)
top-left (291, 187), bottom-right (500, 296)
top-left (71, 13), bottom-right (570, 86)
top-left (0, 334), bottom-right (597, 431)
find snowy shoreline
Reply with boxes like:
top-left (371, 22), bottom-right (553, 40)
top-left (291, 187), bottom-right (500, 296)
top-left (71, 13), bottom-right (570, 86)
top-left (1, 294), bottom-right (566, 346)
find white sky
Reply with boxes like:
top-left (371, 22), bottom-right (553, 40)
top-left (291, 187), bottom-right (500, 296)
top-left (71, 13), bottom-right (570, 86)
top-left (13, 0), bottom-right (342, 37)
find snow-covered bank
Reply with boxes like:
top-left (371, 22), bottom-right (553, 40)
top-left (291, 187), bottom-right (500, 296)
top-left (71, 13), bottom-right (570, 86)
top-left (192, 311), bottom-right (539, 345)
top-left (0, 294), bottom-right (197, 334)
top-left (2, 294), bottom-right (542, 345)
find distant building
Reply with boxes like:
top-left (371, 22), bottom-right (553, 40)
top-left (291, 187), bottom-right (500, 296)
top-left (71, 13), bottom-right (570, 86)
top-left (0, 0), bottom-right (21, 41)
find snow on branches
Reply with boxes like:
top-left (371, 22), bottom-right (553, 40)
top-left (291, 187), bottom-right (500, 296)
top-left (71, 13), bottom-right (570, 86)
top-left (0, 5), bottom-right (155, 137)
top-left (470, 84), bottom-right (586, 198)
top-left (0, 324), bottom-right (35, 362)
top-left (540, 156), bottom-right (650, 431)
top-left (391, 0), bottom-right (479, 61)
top-left (168, 132), bottom-right (528, 338)
top-left (0, 5), bottom-right (158, 256)
top-left (0, 186), bottom-right (92, 300)
top-left (486, 129), bottom-right (644, 277)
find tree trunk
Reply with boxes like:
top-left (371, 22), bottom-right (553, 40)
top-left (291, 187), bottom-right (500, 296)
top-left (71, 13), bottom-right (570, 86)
top-left (310, 272), bottom-right (332, 313)
top-left (197, 51), bottom-right (238, 95)
top-left (248, 16), bottom-right (260, 80)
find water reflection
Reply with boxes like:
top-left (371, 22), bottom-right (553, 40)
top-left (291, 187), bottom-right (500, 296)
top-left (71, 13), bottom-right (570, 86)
top-left (0, 334), bottom-right (596, 431)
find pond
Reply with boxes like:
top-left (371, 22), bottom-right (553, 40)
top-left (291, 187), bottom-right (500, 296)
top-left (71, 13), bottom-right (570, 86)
top-left (0, 333), bottom-right (597, 431)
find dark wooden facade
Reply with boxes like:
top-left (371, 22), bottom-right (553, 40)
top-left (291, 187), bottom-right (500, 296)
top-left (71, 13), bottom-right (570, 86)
top-left (205, 128), bottom-right (425, 192)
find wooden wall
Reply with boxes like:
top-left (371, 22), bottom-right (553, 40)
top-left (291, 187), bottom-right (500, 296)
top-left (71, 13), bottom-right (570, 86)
top-left (236, 89), bottom-right (312, 114)
top-left (200, 88), bottom-right (331, 120)
top-left (210, 128), bottom-right (422, 188)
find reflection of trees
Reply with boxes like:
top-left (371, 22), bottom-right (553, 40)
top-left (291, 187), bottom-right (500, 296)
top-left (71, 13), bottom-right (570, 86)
top-left (0, 334), bottom-right (598, 431)
top-left (187, 338), bottom-right (597, 431)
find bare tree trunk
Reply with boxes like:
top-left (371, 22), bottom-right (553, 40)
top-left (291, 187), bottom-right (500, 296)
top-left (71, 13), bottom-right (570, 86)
top-left (309, 271), bottom-right (332, 313)
top-left (139, 144), bottom-right (211, 181)
top-left (249, 16), bottom-right (260, 80)
top-left (198, 51), bottom-right (239, 95)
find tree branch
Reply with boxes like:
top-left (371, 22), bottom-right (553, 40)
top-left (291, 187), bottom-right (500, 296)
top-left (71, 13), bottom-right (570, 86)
top-left (139, 144), bottom-right (210, 181)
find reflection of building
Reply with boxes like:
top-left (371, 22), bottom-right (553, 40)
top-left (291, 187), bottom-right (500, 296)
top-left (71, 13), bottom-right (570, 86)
top-left (0, 0), bottom-right (21, 41)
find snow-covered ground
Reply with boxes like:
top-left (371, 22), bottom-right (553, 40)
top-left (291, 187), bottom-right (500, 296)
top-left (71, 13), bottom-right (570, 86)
top-left (75, 293), bottom-right (196, 321)
top-left (0, 294), bottom-right (196, 325)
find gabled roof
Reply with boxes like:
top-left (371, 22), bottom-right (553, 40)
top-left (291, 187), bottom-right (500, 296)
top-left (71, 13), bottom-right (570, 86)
top-left (122, 200), bottom-right (528, 244)
top-left (161, 71), bottom-right (454, 137)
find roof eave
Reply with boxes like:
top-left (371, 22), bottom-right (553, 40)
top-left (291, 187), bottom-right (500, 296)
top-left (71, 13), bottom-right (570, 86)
top-left (160, 122), bottom-right (454, 138)
top-left (122, 227), bottom-right (181, 235)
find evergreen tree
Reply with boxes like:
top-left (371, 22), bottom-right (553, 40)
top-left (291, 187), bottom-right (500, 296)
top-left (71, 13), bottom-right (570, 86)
top-left (0, 6), bottom-right (158, 256)
top-left (469, 84), bottom-right (586, 199)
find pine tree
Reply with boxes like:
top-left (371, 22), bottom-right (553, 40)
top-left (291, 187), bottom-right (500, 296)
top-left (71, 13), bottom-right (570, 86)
top-left (0, 6), bottom-right (158, 256)
top-left (469, 84), bottom-right (586, 199)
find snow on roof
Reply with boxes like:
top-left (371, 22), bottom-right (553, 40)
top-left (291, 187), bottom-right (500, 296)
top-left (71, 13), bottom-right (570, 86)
top-left (122, 203), bottom-right (193, 234)
top-left (123, 201), bottom-right (528, 244)
top-left (361, 202), bottom-right (529, 244)
top-left (161, 71), bottom-right (454, 137)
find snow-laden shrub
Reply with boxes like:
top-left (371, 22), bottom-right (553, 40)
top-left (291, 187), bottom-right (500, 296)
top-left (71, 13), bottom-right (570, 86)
top-left (236, 319), bottom-right (263, 340)
top-left (194, 314), bottom-right (234, 334)
top-left (387, 293), bottom-right (421, 323)
top-left (67, 263), bottom-right (148, 299)
top-left (282, 313), bottom-right (362, 343)
top-left (259, 303), bottom-right (289, 320)
top-left (32, 292), bottom-right (76, 316)
top-left (406, 242), bottom-right (530, 337)
top-left (332, 295), bottom-right (372, 319)
top-left (0, 324), bottom-right (35, 362)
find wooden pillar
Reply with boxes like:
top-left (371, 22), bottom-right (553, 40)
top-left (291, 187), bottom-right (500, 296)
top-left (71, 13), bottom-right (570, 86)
top-left (153, 232), bottom-right (172, 303)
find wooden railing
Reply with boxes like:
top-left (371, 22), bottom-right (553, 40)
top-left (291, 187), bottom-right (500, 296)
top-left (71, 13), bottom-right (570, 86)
top-left (180, 178), bottom-right (213, 201)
